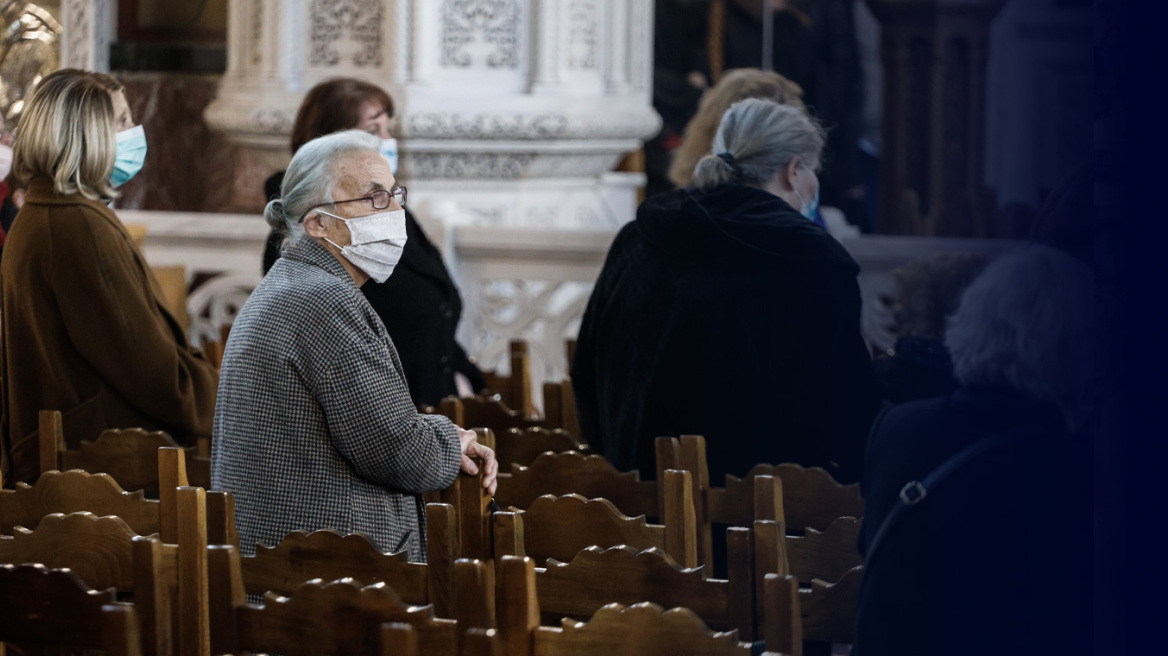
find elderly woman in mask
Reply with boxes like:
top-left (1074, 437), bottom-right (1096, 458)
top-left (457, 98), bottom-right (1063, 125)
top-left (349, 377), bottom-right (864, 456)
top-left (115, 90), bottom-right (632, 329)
top-left (212, 130), bottom-right (497, 560)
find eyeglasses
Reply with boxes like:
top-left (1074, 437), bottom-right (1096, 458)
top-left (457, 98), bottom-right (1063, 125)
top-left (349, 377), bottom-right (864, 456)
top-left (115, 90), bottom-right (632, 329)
top-left (301, 186), bottom-right (406, 220)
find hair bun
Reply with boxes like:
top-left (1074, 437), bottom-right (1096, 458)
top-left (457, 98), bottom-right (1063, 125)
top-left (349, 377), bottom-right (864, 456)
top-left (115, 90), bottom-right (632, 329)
top-left (263, 198), bottom-right (289, 233)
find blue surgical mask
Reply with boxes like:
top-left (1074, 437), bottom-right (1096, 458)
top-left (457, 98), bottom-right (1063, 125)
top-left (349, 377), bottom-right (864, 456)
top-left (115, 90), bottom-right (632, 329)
top-left (110, 125), bottom-right (147, 187)
top-left (379, 137), bottom-right (399, 175)
top-left (794, 164), bottom-right (820, 221)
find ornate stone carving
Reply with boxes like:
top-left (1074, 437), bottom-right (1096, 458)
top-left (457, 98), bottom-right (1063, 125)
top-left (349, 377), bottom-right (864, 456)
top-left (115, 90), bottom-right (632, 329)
top-left (188, 273), bottom-right (263, 348)
top-left (408, 152), bottom-right (536, 179)
top-left (440, 0), bottom-right (521, 69)
top-left (404, 111), bottom-right (659, 140)
top-left (472, 279), bottom-right (593, 383)
top-left (404, 152), bottom-right (621, 179)
top-left (407, 112), bottom-right (569, 139)
top-left (308, 0), bottom-right (384, 68)
top-left (566, 0), bottom-right (598, 69)
top-left (250, 108), bottom-right (296, 133)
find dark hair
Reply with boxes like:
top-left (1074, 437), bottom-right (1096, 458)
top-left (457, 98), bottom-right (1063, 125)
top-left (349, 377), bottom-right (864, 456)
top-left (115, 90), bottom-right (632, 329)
top-left (289, 78), bottom-right (394, 154)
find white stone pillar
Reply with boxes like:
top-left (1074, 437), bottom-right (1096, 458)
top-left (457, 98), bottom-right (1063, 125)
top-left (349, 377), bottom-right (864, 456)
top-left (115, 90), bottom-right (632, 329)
top-left (60, 0), bottom-right (115, 73)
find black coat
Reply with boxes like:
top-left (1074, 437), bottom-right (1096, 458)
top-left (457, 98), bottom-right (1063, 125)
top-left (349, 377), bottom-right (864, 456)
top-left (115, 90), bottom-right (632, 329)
top-left (855, 386), bottom-right (1092, 655)
top-left (262, 172), bottom-right (483, 407)
top-left (571, 184), bottom-right (881, 484)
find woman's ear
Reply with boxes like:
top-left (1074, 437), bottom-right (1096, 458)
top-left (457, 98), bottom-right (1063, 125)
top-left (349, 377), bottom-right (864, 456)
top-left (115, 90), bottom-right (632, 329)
top-left (780, 158), bottom-right (802, 191)
top-left (302, 210), bottom-right (328, 238)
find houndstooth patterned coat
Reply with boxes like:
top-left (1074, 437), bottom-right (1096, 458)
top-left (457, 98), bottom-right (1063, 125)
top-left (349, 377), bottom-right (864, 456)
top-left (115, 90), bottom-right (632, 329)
top-left (211, 236), bottom-right (461, 561)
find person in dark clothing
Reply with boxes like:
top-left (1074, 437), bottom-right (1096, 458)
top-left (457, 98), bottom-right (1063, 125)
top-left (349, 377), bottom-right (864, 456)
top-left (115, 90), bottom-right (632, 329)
top-left (855, 245), bottom-right (1094, 655)
top-left (872, 252), bottom-right (988, 403)
top-left (262, 78), bottom-right (483, 407)
top-left (572, 98), bottom-right (881, 486)
top-left (724, 0), bottom-right (870, 231)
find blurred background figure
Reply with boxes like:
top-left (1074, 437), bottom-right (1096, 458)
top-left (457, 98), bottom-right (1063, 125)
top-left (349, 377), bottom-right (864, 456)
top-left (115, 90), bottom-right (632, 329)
top-left (666, 67), bottom-right (804, 191)
top-left (723, 0), bottom-right (869, 232)
top-left (573, 98), bottom-right (880, 489)
top-left (263, 77), bottom-right (483, 407)
top-left (856, 244), bottom-right (1094, 655)
top-left (873, 252), bottom-right (989, 404)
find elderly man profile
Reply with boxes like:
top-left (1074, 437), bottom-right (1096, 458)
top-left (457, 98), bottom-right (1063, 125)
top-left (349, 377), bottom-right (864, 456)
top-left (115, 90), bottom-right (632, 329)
top-left (211, 130), bottom-right (498, 560)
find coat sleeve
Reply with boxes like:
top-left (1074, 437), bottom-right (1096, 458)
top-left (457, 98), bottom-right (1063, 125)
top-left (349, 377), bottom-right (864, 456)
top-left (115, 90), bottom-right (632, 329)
top-left (317, 320), bottom-right (462, 493)
top-left (50, 205), bottom-right (218, 439)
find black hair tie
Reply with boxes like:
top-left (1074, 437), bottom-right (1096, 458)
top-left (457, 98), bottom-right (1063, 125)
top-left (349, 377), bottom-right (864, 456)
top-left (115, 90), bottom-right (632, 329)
top-left (717, 152), bottom-right (744, 178)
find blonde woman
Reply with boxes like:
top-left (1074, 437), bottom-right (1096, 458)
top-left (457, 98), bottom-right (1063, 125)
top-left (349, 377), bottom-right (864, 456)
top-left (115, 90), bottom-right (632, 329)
top-left (0, 69), bottom-right (217, 484)
top-left (667, 68), bottom-right (804, 189)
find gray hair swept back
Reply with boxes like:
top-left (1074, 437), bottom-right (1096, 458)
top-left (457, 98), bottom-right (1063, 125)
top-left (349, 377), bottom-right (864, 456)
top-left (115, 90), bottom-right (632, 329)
top-left (692, 97), bottom-right (825, 192)
top-left (264, 129), bottom-right (381, 244)
top-left (946, 245), bottom-right (1095, 429)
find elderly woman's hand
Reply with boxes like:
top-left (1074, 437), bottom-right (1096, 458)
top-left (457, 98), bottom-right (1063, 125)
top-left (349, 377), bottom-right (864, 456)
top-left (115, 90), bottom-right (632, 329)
top-left (457, 427), bottom-right (499, 495)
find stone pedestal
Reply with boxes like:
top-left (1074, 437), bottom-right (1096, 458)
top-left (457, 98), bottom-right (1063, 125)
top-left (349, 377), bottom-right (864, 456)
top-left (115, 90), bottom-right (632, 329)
top-left (866, 0), bottom-right (1005, 236)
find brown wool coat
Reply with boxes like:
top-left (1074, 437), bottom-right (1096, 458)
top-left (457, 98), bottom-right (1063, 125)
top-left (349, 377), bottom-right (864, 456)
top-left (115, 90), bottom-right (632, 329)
top-left (0, 177), bottom-right (218, 484)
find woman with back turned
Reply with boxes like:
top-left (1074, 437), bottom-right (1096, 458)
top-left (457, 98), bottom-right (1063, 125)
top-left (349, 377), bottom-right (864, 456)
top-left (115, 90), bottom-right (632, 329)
top-left (572, 98), bottom-right (880, 487)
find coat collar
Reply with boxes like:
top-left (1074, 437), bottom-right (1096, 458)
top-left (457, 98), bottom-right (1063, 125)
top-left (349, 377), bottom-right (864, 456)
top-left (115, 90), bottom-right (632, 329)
top-left (25, 176), bottom-right (115, 212)
top-left (281, 234), bottom-right (357, 286)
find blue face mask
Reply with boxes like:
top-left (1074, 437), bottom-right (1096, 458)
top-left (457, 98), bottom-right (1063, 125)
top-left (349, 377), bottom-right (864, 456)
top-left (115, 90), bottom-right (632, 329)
top-left (380, 137), bottom-right (399, 175)
top-left (794, 164), bottom-right (820, 221)
top-left (110, 125), bottom-right (147, 187)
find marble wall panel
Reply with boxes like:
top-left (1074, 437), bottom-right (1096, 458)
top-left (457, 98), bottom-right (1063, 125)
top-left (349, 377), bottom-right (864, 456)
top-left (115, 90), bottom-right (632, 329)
top-left (114, 73), bottom-right (274, 214)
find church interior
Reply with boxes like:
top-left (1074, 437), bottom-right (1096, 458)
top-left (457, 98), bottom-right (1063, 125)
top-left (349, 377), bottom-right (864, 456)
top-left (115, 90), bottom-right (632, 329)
top-left (0, 1), bottom-right (1118, 654)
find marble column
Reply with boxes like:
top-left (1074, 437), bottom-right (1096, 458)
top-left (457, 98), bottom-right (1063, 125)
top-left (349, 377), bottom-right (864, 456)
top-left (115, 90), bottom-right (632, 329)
top-left (59, 0), bottom-right (115, 73)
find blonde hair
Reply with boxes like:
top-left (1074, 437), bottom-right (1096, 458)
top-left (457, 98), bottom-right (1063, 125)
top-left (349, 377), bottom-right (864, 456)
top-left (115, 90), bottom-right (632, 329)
top-left (668, 68), bottom-right (804, 188)
top-left (13, 69), bottom-right (118, 200)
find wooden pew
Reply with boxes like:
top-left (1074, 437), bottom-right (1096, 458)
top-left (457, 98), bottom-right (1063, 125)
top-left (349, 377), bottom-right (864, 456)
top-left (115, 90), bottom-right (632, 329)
top-left (428, 395), bottom-right (545, 434)
top-left (234, 503), bottom-right (460, 618)
top-left (495, 451), bottom-right (660, 520)
top-left (534, 535), bottom-right (755, 640)
top-left (763, 569), bottom-right (862, 656)
top-left (670, 435), bottom-right (863, 570)
top-left (39, 410), bottom-right (211, 496)
top-left (496, 555), bottom-right (779, 656)
top-left (481, 339), bottom-right (535, 418)
top-left (541, 379), bottom-right (582, 441)
top-left (0, 564), bottom-right (148, 656)
top-left (0, 472), bottom-right (212, 656)
top-left (510, 469), bottom-right (698, 569)
top-left (495, 427), bottom-right (590, 470)
top-left (207, 546), bottom-right (496, 656)
top-left (0, 514), bottom-right (170, 656)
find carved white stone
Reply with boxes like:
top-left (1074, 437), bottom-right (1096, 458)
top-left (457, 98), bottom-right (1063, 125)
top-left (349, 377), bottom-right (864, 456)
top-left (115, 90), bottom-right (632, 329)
top-left (440, 0), bottom-right (522, 69)
top-left (309, 0), bottom-right (385, 68)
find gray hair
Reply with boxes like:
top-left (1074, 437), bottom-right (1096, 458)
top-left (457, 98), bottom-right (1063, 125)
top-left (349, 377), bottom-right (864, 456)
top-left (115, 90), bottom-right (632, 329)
top-left (692, 98), bottom-right (825, 192)
top-left (946, 245), bottom-right (1095, 429)
top-left (264, 129), bottom-right (381, 243)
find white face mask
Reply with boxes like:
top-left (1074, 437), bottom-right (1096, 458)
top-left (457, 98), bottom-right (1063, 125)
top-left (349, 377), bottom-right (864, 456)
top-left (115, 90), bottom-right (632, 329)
top-left (320, 208), bottom-right (408, 283)
top-left (0, 144), bottom-right (13, 181)
top-left (379, 138), bottom-right (399, 175)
